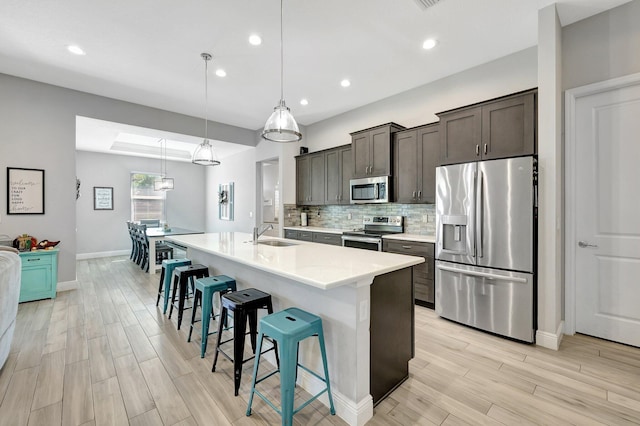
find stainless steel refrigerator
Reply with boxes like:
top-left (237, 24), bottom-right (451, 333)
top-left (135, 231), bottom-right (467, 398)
top-left (435, 156), bottom-right (537, 342)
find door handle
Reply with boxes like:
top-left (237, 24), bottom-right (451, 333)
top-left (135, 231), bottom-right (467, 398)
top-left (412, 191), bottom-right (416, 198)
top-left (476, 144), bottom-right (480, 155)
top-left (578, 241), bottom-right (598, 248)
top-left (483, 144), bottom-right (487, 155)
top-left (418, 190), bottom-right (421, 198)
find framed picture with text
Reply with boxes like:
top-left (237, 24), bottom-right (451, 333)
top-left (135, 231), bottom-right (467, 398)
top-left (7, 167), bottom-right (45, 214)
top-left (93, 187), bottom-right (113, 210)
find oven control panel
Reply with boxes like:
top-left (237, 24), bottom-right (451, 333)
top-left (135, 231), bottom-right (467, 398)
top-left (363, 216), bottom-right (403, 226)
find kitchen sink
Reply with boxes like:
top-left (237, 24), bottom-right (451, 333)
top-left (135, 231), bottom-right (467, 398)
top-left (257, 240), bottom-right (298, 247)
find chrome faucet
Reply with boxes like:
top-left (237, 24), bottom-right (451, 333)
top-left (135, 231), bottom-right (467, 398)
top-left (252, 224), bottom-right (274, 244)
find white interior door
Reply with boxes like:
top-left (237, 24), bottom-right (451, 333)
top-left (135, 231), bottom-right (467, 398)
top-left (573, 79), bottom-right (640, 347)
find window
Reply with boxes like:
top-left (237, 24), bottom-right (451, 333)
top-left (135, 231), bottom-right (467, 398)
top-left (130, 173), bottom-right (165, 222)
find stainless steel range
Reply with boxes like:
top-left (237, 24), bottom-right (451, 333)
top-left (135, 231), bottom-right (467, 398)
top-left (341, 216), bottom-right (404, 251)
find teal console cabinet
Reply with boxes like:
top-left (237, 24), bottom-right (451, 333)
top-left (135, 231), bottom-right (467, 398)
top-left (18, 248), bottom-right (58, 303)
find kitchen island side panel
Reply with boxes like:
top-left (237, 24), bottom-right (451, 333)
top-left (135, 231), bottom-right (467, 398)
top-left (370, 267), bottom-right (413, 404)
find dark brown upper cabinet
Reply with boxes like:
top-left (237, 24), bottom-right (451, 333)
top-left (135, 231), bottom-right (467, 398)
top-left (296, 152), bottom-right (325, 206)
top-left (394, 123), bottom-right (439, 204)
top-left (325, 145), bottom-right (352, 205)
top-left (437, 90), bottom-right (536, 165)
top-left (351, 123), bottom-right (405, 178)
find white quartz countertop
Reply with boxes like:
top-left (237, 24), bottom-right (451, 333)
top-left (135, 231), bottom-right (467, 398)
top-left (283, 226), bottom-right (348, 234)
top-left (382, 233), bottom-right (436, 243)
top-left (167, 232), bottom-right (424, 290)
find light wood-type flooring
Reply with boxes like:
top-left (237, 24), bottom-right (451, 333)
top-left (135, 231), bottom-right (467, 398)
top-left (1, 256), bottom-right (639, 425)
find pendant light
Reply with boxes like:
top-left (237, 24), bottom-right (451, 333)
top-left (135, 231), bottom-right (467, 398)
top-left (154, 138), bottom-right (174, 191)
top-left (192, 52), bottom-right (221, 166)
top-left (262, 0), bottom-right (302, 143)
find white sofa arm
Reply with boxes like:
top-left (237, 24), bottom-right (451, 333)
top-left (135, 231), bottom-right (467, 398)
top-left (0, 251), bottom-right (21, 369)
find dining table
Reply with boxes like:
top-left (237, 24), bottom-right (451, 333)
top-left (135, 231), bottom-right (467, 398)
top-left (145, 227), bottom-right (204, 274)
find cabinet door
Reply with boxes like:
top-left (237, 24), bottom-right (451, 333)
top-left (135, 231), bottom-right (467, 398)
top-left (284, 229), bottom-right (298, 240)
top-left (339, 148), bottom-right (352, 204)
top-left (312, 232), bottom-right (342, 246)
top-left (439, 106), bottom-right (482, 165)
top-left (394, 130), bottom-right (418, 203)
top-left (481, 93), bottom-right (535, 160)
top-left (351, 132), bottom-right (370, 178)
top-left (298, 230), bottom-right (313, 241)
top-left (20, 265), bottom-right (53, 303)
top-left (370, 127), bottom-right (392, 176)
top-left (417, 125), bottom-right (439, 203)
top-left (325, 149), bottom-right (340, 204)
top-left (309, 153), bottom-right (325, 205)
top-left (296, 156), bottom-right (311, 205)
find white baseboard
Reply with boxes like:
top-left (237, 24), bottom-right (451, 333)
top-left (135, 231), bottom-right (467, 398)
top-left (57, 279), bottom-right (79, 292)
top-left (76, 250), bottom-right (129, 260)
top-left (536, 320), bottom-right (564, 350)
top-left (297, 369), bottom-right (373, 426)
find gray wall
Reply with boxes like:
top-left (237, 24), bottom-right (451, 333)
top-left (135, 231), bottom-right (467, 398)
top-left (75, 151), bottom-right (206, 255)
top-left (0, 73), bottom-right (255, 283)
top-left (563, 0), bottom-right (640, 90)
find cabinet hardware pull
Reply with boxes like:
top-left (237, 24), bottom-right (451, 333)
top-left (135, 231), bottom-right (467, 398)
top-left (28, 258), bottom-right (41, 261)
top-left (412, 191), bottom-right (416, 198)
top-left (484, 144), bottom-right (487, 155)
top-left (476, 144), bottom-right (480, 155)
top-left (418, 190), bottom-right (421, 198)
top-left (402, 246), bottom-right (412, 249)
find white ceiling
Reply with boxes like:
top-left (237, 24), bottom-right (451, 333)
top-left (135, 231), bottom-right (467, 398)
top-left (0, 0), bottom-right (631, 156)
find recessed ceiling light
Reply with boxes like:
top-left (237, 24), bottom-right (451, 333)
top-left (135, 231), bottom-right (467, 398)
top-left (67, 45), bottom-right (86, 55)
top-left (422, 39), bottom-right (437, 50)
top-left (215, 69), bottom-right (227, 77)
top-left (249, 34), bottom-right (262, 46)
top-left (300, 99), bottom-right (308, 106)
top-left (340, 79), bottom-right (351, 88)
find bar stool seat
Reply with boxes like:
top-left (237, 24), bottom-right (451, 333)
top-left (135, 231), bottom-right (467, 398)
top-left (212, 288), bottom-right (278, 396)
top-left (188, 275), bottom-right (237, 358)
top-left (156, 258), bottom-right (191, 314)
top-left (168, 264), bottom-right (209, 330)
top-left (246, 307), bottom-right (335, 426)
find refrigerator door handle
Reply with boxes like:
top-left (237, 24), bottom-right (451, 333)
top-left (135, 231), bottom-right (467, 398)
top-left (477, 171), bottom-right (484, 259)
top-left (436, 264), bottom-right (528, 283)
top-left (472, 171), bottom-right (477, 257)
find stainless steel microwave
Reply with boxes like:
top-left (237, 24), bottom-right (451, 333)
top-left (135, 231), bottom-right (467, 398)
top-left (350, 176), bottom-right (390, 204)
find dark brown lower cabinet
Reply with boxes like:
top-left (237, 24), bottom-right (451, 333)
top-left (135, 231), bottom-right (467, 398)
top-left (370, 267), bottom-right (413, 405)
top-left (383, 240), bottom-right (435, 308)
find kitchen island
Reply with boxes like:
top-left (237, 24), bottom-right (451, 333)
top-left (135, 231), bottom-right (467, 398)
top-left (166, 232), bottom-right (424, 426)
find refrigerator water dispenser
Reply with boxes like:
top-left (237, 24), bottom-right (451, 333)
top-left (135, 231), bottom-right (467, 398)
top-left (440, 215), bottom-right (468, 254)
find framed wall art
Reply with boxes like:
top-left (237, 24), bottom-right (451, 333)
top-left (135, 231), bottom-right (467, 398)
top-left (7, 167), bottom-right (45, 215)
top-left (93, 187), bottom-right (113, 210)
top-left (218, 182), bottom-right (234, 221)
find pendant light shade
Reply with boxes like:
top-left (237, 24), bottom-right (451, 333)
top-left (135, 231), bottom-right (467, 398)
top-left (192, 53), bottom-right (221, 166)
top-left (262, 99), bottom-right (301, 142)
top-left (192, 139), bottom-right (220, 166)
top-left (155, 138), bottom-right (174, 191)
top-left (262, 0), bottom-right (301, 143)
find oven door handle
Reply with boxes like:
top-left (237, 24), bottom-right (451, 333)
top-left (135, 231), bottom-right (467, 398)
top-left (341, 235), bottom-right (381, 244)
top-left (341, 235), bottom-right (383, 251)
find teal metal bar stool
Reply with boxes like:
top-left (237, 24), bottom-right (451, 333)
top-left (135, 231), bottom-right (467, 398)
top-left (156, 258), bottom-right (191, 314)
top-left (246, 307), bottom-right (336, 426)
top-left (188, 275), bottom-right (237, 358)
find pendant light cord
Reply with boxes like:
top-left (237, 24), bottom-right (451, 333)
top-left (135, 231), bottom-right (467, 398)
top-left (204, 57), bottom-right (209, 140)
top-left (280, 0), bottom-right (284, 101)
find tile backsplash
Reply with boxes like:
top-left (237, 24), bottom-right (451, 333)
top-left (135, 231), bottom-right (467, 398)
top-left (283, 203), bottom-right (436, 235)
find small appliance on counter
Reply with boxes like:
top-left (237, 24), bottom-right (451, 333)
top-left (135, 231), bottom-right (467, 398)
top-left (301, 212), bottom-right (308, 227)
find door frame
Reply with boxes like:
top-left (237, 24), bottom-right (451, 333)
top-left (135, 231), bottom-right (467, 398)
top-left (564, 71), bottom-right (640, 335)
